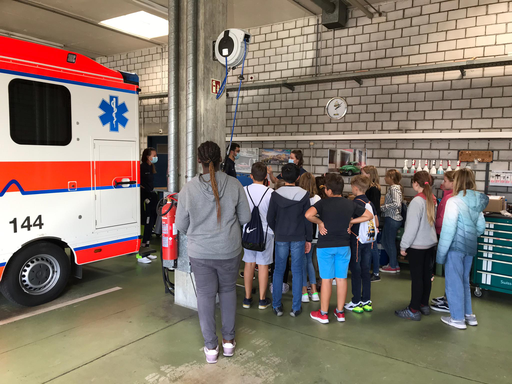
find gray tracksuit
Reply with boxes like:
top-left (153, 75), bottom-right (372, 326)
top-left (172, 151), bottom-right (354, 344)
top-left (174, 170), bottom-right (251, 349)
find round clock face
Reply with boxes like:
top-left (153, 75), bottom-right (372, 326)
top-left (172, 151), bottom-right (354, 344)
top-left (326, 97), bottom-right (348, 120)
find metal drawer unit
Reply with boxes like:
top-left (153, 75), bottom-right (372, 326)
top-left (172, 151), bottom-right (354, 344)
top-left (473, 215), bottom-right (512, 297)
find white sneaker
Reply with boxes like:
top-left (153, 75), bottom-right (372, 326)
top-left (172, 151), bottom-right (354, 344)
top-left (344, 301), bottom-right (362, 312)
top-left (311, 292), bottom-right (320, 302)
top-left (137, 257), bottom-right (152, 264)
top-left (222, 341), bottom-right (236, 357)
top-left (146, 255), bottom-right (158, 260)
top-left (204, 346), bottom-right (219, 364)
top-left (441, 316), bottom-right (467, 330)
top-left (302, 293), bottom-right (310, 303)
top-left (465, 314), bottom-right (478, 326)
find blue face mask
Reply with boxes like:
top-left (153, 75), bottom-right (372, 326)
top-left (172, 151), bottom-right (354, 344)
top-left (235, 153), bottom-right (241, 161)
top-left (288, 159), bottom-right (295, 164)
top-left (151, 156), bottom-right (158, 164)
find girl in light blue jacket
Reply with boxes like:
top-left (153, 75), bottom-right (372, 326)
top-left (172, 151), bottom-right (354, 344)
top-left (436, 169), bottom-right (489, 330)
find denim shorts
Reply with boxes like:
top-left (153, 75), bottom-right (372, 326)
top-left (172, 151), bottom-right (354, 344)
top-left (316, 246), bottom-right (351, 279)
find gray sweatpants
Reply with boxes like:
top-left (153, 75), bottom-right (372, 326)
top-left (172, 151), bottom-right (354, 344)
top-left (190, 255), bottom-right (240, 349)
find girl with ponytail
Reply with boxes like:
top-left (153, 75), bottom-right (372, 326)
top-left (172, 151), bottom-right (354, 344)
top-left (175, 141), bottom-right (251, 364)
top-left (395, 171), bottom-right (438, 321)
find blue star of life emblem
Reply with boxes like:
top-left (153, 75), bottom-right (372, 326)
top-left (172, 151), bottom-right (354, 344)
top-left (99, 96), bottom-right (129, 132)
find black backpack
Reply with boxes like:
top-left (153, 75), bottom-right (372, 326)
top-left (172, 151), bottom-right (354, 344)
top-left (242, 187), bottom-right (270, 252)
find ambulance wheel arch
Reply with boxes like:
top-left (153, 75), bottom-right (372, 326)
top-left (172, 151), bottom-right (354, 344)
top-left (0, 240), bottom-right (71, 306)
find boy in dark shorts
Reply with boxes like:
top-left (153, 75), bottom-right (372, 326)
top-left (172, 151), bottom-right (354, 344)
top-left (345, 175), bottom-right (378, 314)
top-left (306, 173), bottom-right (373, 324)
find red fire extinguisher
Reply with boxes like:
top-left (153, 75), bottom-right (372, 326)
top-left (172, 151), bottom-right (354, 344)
top-left (161, 194), bottom-right (178, 270)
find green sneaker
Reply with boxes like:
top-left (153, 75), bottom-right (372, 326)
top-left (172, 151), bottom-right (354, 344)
top-left (362, 300), bottom-right (373, 312)
top-left (344, 301), bottom-right (363, 313)
top-left (353, 304), bottom-right (364, 313)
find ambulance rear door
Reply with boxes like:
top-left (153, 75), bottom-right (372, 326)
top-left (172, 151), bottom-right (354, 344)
top-left (93, 140), bottom-right (138, 229)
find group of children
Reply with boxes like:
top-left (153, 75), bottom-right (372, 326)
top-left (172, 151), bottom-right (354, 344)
top-left (241, 159), bottom-right (488, 330)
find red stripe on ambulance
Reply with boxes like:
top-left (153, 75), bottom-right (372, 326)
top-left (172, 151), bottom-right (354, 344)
top-left (75, 238), bottom-right (141, 265)
top-left (0, 161), bottom-right (139, 195)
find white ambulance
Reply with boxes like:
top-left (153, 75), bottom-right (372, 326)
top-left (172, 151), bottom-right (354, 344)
top-left (0, 36), bottom-right (141, 306)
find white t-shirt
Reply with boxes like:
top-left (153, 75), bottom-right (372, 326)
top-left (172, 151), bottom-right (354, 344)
top-left (244, 183), bottom-right (274, 235)
top-left (310, 194), bottom-right (321, 206)
top-left (310, 194), bottom-right (321, 240)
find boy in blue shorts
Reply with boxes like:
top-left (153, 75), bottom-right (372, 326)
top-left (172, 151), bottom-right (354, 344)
top-left (306, 173), bottom-right (373, 324)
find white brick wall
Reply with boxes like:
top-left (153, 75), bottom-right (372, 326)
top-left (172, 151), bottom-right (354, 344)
top-left (95, 0), bottom-right (512, 197)
top-left (226, 0), bottom-right (511, 84)
top-left (221, 0), bottom-right (512, 198)
top-left (225, 0), bottom-right (511, 136)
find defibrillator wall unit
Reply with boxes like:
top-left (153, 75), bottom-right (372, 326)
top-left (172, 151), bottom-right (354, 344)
top-left (0, 36), bottom-right (141, 306)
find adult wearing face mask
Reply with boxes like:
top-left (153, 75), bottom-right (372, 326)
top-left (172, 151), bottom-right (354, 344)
top-left (139, 147), bottom-right (159, 263)
top-left (224, 142), bottom-right (240, 178)
top-left (267, 149), bottom-right (307, 185)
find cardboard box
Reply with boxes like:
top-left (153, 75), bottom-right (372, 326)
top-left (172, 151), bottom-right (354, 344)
top-left (485, 196), bottom-right (505, 213)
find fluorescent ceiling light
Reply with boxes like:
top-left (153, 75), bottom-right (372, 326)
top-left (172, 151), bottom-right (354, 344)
top-left (100, 11), bottom-right (168, 39)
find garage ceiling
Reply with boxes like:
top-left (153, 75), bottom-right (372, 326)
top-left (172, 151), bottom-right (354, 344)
top-left (0, 0), bottom-right (385, 58)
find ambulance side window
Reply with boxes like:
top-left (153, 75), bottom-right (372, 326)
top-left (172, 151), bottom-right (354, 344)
top-left (9, 79), bottom-right (72, 146)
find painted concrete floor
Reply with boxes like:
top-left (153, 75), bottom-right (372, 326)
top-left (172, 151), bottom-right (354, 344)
top-left (1, 245), bottom-right (512, 384)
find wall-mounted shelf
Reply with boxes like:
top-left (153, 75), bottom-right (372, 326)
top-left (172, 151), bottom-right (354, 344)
top-left (401, 173), bottom-right (445, 179)
top-left (339, 173), bottom-right (447, 181)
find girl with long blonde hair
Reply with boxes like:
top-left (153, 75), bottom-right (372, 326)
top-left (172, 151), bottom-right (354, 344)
top-left (362, 165), bottom-right (382, 281)
top-left (436, 168), bottom-right (488, 329)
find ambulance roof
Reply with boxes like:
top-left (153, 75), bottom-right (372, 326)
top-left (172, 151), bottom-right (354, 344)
top-left (0, 36), bottom-right (138, 94)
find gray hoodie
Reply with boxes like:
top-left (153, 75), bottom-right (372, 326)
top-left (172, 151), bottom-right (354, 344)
top-left (175, 171), bottom-right (251, 260)
top-left (400, 195), bottom-right (438, 251)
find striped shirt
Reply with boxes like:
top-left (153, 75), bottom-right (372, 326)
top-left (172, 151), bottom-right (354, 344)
top-left (381, 184), bottom-right (403, 221)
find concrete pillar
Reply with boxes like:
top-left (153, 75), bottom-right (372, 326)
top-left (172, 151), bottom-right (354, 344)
top-left (174, 0), bottom-right (227, 310)
top-left (196, 0), bottom-right (228, 149)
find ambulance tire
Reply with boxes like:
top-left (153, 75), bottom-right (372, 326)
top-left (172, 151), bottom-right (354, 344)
top-left (0, 242), bottom-right (70, 307)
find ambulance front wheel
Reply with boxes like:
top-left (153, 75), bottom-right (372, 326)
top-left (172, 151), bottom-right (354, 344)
top-left (0, 242), bottom-right (70, 307)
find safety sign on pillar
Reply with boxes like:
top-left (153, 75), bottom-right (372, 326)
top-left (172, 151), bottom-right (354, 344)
top-left (211, 79), bottom-right (221, 95)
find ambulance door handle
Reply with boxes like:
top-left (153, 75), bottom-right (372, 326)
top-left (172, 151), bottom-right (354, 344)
top-left (114, 180), bottom-right (136, 188)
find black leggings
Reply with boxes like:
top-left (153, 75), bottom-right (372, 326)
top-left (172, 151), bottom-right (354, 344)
top-left (141, 191), bottom-right (158, 244)
top-left (408, 247), bottom-right (436, 310)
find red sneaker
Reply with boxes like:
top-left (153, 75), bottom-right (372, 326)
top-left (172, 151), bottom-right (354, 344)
top-left (379, 265), bottom-right (401, 274)
top-left (310, 310), bottom-right (329, 324)
top-left (334, 308), bottom-right (345, 322)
